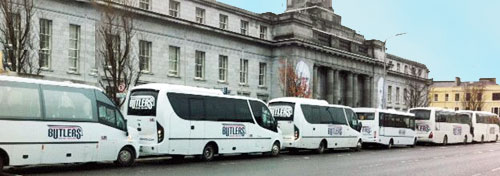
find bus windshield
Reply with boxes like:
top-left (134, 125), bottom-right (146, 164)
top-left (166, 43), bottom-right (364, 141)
top-left (410, 110), bottom-right (431, 120)
top-left (357, 113), bottom-right (375, 120)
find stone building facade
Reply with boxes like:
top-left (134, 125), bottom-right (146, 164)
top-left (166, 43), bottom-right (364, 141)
top-left (0, 0), bottom-right (429, 109)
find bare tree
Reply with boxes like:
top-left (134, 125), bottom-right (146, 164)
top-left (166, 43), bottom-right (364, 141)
top-left (404, 69), bottom-right (430, 108)
top-left (94, 0), bottom-right (141, 106)
top-left (0, 0), bottom-right (39, 74)
top-left (278, 59), bottom-right (311, 98)
top-left (461, 82), bottom-right (485, 111)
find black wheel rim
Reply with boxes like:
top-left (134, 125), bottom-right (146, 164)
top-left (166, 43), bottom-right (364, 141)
top-left (204, 147), bottom-right (213, 159)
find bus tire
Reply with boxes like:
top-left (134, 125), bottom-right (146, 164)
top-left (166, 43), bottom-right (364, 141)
top-left (267, 141), bottom-right (281, 157)
top-left (201, 144), bottom-right (217, 162)
top-left (442, 136), bottom-right (448, 146)
top-left (116, 147), bottom-right (136, 167)
top-left (0, 154), bottom-right (4, 174)
top-left (411, 138), bottom-right (417, 148)
top-left (386, 139), bottom-right (393, 149)
top-left (316, 140), bottom-right (327, 154)
top-left (354, 140), bottom-right (362, 152)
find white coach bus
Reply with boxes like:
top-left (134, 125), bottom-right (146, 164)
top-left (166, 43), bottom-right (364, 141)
top-left (124, 84), bottom-right (282, 161)
top-left (354, 108), bottom-right (416, 148)
top-left (0, 76), bottom-right (139, 172)
top-left (268, 98), bottom-right (362, 154)
top-left (459, 111), bottom-right (499, 143)
top-left (410, 108), bottom-right (472, 145)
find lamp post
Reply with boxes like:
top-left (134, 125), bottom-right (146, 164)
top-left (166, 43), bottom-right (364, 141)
top-left (382, 33), bottom-right (406, 109)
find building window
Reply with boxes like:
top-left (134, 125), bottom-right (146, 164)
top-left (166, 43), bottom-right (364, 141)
top-left (218, 55), bottom-right (228, 82)
top-left (139, 0), bottom-right (150, 10)
top-left (219, 14), bottom-right (228, 29)
top-left (493, 107), bottom-right (499, 115)
top-left (434, 94), bottom-right (438, 102)
top-left (397, 63), bottom-right (401, 72)
top-left (403, 88), bottom-right (408, 101)
top-left (387, 86), bottom-right (392, 103)
top-left (455, 107), bottom-right (459, 111)
top-left (445, 94), bottom-right (449, 101)
top-left (39, 19), bottom-right (52, 69)
top-left (455, 93), bottom-right (460, 101)
top-left (68, 24), bottom-right (80, 73)
top-left (169, 0), bottom-right (180, 17)
top-left (259, 63), bottom-right (267, 86)
top-left (239, 59), bottom-right (248, 84)
top-left (195, 8), bottom-right (205, 24)
top-left (139, 40), bottom-right (152, 72)
top-left (404, 65), bottom-right (408, 74)
top-left (493, 93), bottom-right (500, 101)
top-left (395, 87), bottom-right (400, 104)
top-left (195, 51), bottom-right (205, 79)
top-left (477, 93), bottom-right (482, 101)
top-left (168, 46), bottom-right (180, 76)
top-left (240, 20), bottom-right (248, 35)
top-left (259, 25), bottom-right (267, 39)
top-left (466, 93), bottom-right (471, 101)
top-left (339, 40), bottom-right (351, 51)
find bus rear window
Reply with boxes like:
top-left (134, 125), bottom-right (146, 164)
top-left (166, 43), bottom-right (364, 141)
top-left (410, 110), bottom-right (431, 120)
top-left (269, 102), bottom-right (295, 121)
top-left (357, 113), bottom-right (375, 120)
top-left (128, 90), bottom-right (158, 116)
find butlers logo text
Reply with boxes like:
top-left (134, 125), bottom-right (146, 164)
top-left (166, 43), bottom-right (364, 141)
top-left (48, 125), bottom-right (83, 140)
top-left (222, 124), bottom-right (246, 137)
top-left (129, 95), bottom-right (156, 110)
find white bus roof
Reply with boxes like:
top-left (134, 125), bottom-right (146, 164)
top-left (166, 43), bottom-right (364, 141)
top-left (409, 107), bottom-right (446, 111)
top-left (131, 83), bottom-right (264, 102)
top-left (0, 75), bottom-right (102, 91)
top-left (269, 97), bottom-right (329, 106)
top-left (458, 110), bottom-right (498, 116)
top-left (354, 108), bottom-right (414, 116)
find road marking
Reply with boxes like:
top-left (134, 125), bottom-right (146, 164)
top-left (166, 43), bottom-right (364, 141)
top-left (491, 167), bottom-right (500, 172)
top-left (303, 157), bottom-right (310, 160)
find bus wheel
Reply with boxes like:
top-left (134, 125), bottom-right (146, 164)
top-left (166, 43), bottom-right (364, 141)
top-left (411, 138), bottom-right (417, 148)
top-left (116, 147), bottom-right (135, 167)
top-left (316, 141), bottom-right (326, 154)
top-left (464, 136), bottom-right (468, 144)
top-left (354, 140), bottom-right (362, 152)
top-left (386, 139), bottom-right (393, 149)
top-left (201, 144), bottom-right (216, 161)
top-left (0, 154), bottom-right (4, 174)
top-left (443, 136), bottom-right (448, 146)
top-left (269, 141), bottom-right (281, 157)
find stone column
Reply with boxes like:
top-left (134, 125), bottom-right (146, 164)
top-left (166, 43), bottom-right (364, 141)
top-left (353, 73), bottom-right (359, 107)
top-left (327, 68), bottom-right (335, 104)
top-left (313, 66), bottom-right (319, 99)
top-left (363, 75), bottom-right (371, 107)
top-left (346, 72), bottom-right (354, 107)
top-left (333, 69), bottom-right (341, 104)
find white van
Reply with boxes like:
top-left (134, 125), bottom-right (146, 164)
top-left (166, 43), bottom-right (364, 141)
top-left (410, 108), bottom-right (472, 145)
top-left (123, 84), bottom-right (282, 161)
top-left (458, 111), bottom-right (499, 143)
top-left (268, 97), bottom-right (362, 154)
top-left (0, 76), bottom-right (139, 172)
top-left (355, 108), bottom-right (416, 148)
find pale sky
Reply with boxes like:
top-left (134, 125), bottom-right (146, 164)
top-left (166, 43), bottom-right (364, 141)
top-left (217, 0), bottom-right (500, 82)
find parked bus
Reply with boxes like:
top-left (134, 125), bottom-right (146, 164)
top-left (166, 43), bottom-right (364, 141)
top-left (268, 97), bottom-right (362, 154)
top-left (458, 111), bottom-right (499, 143)
top-left (123, 84), bottom-right (282, 161)
top-left (410, 108), bottom-right (472, 145)
top-left (355, 108), bottom-right (416, 148)
top-left (0, 76), bottom-right (139, 172)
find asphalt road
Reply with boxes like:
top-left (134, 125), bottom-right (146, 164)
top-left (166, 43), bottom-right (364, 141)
top-left (4, 142), bottom-right (500, 176)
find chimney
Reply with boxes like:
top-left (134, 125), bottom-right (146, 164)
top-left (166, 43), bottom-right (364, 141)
top-left (455, 77), bottom-right (461, 86)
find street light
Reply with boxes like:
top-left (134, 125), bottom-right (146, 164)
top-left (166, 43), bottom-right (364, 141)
top-left (382, 32), bottom-right (406, 109)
